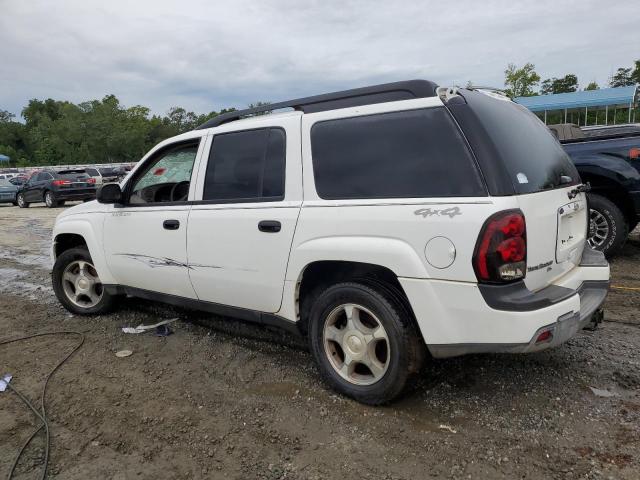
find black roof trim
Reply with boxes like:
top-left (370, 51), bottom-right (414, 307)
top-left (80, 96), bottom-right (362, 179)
top-left (196, 79), bottom-right (439, 130)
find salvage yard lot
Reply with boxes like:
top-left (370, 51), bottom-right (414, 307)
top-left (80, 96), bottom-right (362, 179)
top-left (1, 204), bottom-right (639, 480)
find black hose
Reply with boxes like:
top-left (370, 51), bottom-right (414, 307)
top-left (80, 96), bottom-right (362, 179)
top-left (1, 331), bottom-right (85, 480)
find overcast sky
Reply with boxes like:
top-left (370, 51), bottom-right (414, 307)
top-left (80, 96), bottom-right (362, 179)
top-left (1, 0), bottom-right (638, 119)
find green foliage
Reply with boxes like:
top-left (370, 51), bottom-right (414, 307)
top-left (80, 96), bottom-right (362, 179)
top-left (504, 63), bottom-right (540, 97)
top-left (0, 96), bottom-right (239, 166)
top-left (609, 67), bottom-right (633, 87)
top-left (632, 60), bottom-right (640, 85)
top-left (540, 74), bottom-right (578, 95)
top-left (584, 81), bottom-right (599, 91)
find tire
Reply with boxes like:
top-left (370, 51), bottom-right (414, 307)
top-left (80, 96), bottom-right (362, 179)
top-left (52, 247), bottom-right (116, 315)
top-left (58, 200), bottom-right (66, 206)
top-left (587, 194), bottom-right (628, 257)
top-left (44, 191), bottom-right (58, 208)
top-left (17, 193), bottom-right (29, 208)
top-left (308, 282), bottom-right (425, 405)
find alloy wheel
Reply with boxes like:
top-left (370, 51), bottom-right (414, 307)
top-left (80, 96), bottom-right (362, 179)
top-left (323, 303), bottom-right (390, 386)
top-left (588, 208), bottom-right (609, 249)
top-left (61, 260), bottom-right (104, 308)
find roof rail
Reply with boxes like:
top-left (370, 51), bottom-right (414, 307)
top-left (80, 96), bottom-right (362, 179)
top-left (196, 79), bottom-right (439, 130)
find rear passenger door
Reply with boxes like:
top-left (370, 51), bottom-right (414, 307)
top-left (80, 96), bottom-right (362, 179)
top-left (187, 115), bottom-right (302, 313)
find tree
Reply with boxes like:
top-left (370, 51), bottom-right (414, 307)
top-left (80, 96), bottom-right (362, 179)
top-left (0, 110), bottom-right (15, 122)
top-left (504, 63), bottom-right (540, 97)
top-left (610, 67), bottom-right (633, 87)
top-left (584, 81), bottom-right (599, 91)
top-left (631, 60), bottom-right (640, 85)
top-left (540, 74), bottom-right (578, 95)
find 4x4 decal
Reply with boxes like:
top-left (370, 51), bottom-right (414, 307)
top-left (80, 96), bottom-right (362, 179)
top-left (414, 206), bottom-right (461, 218)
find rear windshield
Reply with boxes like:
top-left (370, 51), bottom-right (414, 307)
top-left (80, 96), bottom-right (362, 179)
top-left (58, 170), bottom-right (88, 178)
top-left (467, 94), bottom-right (579, 194)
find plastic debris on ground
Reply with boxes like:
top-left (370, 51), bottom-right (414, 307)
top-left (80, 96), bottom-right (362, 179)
top-left (121, 318), bottom-right (178, 334)
top-left (0, 374), bottom-right (12, 392)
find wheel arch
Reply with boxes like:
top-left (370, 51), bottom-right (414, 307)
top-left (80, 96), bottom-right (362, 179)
top-left (581, 172), bottom-right (636, 228)
top-left (52, 219), bottom-right (116, 284)
top-left (291, 259), bottom-right (421, 340)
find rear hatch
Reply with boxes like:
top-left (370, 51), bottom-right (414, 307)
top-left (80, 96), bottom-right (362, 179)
top-left (447, 89), bottom-right (587, 291)
top-left (57, 170), bottom-right (95, 190)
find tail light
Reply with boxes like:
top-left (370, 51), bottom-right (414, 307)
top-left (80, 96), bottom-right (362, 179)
top-left (87, 178), bottom-right (96, 184)
top-left (52, 179), bottom-right (71, 186)
top-left (630, 147), bottom-right (640, 159)
top-left (473, 210), bottom-right (526, 283)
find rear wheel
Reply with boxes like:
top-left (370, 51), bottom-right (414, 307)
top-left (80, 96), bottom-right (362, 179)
top-left (17, 193), bottom-right (29, 208)
top-left (52, 247), bottom-right (116, 315)
top-left (587, 194), bottom-right (627, 257)
top-left (44, 191), bottom-right (58, 208)
top-left (308, 282), bottom-right (424, 405)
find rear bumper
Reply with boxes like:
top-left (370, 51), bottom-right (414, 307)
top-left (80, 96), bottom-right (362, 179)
top-left (54, 189), bottom-right (96, 200)
top-left (400, 247), bottom-right (609, 358)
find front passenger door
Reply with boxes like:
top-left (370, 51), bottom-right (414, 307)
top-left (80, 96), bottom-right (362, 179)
top-left (102, 136), bottom-right (205, 298)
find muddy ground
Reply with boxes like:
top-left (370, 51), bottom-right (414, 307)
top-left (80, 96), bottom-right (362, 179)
top-left (0, 203), bottom-right (639, 480)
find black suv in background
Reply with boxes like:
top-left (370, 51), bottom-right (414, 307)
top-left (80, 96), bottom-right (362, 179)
top-left (551, 123), bottom-right (640, 256)
top-left (17, 169), bottom-right (97, 208)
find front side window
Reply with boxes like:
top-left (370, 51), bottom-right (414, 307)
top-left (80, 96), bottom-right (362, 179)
top-left (129, 141), bottom-right (199, 204)
top-left (310, 108), bottom-right (486, 199)
top-left (203, 128), bottom-right (285, 202)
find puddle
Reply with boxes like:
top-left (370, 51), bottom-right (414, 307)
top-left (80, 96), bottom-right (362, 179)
top-left (0, 267), bottom-right (54, 301)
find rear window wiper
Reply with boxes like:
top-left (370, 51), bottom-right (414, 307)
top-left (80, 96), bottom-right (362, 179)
top-left (568, 182), bottom-right (591, 199)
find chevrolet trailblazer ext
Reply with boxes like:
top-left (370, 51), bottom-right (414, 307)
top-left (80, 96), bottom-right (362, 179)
top-left (51, 81), bottom-right (610, 404)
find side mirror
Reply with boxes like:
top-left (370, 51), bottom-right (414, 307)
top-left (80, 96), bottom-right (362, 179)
top-left (97, 183), bottom-right (123, 204)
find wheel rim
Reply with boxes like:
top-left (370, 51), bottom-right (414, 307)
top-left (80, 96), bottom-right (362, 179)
top-left (17, 194), bottom-right (25, 207)
top-left (61, 260), bottom-right (103, 308)
top-left (323, 303), bottom-right (390, 386)
top-left (588, 209), bottom-right (610, 249)
top-left (45, 192), bottom-right (53, 206)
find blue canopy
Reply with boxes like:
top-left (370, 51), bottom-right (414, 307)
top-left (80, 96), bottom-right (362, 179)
top-left (515, 85), bottom-right (638, 112)
top-left (0, 154), bottom-right (10, 163)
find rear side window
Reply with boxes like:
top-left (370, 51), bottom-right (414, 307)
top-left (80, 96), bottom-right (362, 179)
top-left (203, 128), bottom-right (285, 202)
top-left (459, 93), bottom-right (580, 194)
top-left (310, 108), bottom-right (486, 199)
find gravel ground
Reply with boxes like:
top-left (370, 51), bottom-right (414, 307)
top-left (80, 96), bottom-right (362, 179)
top-left (0, 203), bottom-right (639, 480)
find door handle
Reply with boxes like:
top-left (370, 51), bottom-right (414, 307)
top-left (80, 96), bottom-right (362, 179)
top-left (258, 220), bottom-right (281, 233)
top-left (163, 219), bottom-right (180, 230)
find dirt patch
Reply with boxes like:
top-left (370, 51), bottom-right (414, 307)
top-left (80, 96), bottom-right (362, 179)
top-left (1, 204), bottom-right (639, 479)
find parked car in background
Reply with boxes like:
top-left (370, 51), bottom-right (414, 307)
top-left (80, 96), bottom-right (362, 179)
top-left (17, 169), bottom-right (97, 208)
top-left (84, 167), bottom-right (105, 185)
top-left (0, 173), bottom-right (17, 180)
top-left (550, 123), bottom-right (640, 256)
top-left (98, 167), bottom-right (120, 183)
top-left (9, 175), bottom-right (28, 186)
top-left (51, 81), bottom-right (609, 404)
top-left (0, 179), bottom-right (18, 205)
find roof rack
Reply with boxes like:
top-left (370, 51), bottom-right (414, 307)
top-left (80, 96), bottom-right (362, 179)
top-left (196, 79), bottom-right (439, 130)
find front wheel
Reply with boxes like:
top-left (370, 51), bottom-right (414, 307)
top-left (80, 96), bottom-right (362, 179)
top-left (587, 194), bottom-right (628, 257)
top-left (308, 282), bottom-right (425, 405)
top-left (52, 247), bottom-right (116, 315)
top-left (17, 193), bottom-right (29, 208)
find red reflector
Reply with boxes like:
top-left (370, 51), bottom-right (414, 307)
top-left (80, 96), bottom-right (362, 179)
top-left (536, 330), bottom-right (553, 343)
top-left (630, 148), bottom-right (640, 159)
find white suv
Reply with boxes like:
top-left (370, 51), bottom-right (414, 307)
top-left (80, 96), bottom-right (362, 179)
top-left (51, 81), bottom-right (610, 404)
